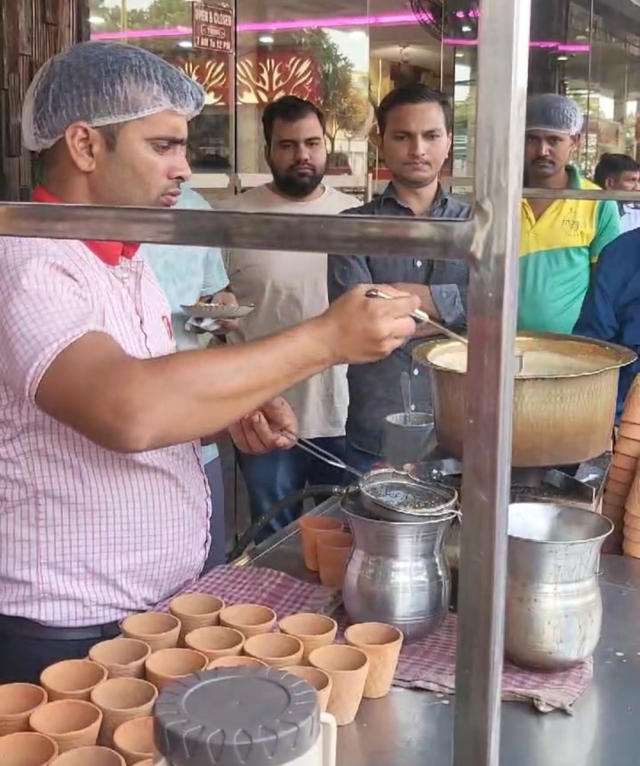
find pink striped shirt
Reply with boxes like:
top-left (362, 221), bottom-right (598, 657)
top-left (0, 235), bottom-right (211, 627)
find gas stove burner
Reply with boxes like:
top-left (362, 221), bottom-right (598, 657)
top-left (407, 451), bottom-right (611, 507)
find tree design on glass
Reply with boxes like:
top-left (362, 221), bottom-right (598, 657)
top-left (236, 54), bottom-right (319, 105)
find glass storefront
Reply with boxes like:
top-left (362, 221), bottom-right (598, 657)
top-left (88, 0), bottom-right (640, 195)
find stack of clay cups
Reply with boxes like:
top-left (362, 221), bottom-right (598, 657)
top-left (616, 376), bottom-right (640, 557)
top-left (601, 382), bottom-right (640, 553)
top-left (298, 516), bottom-right (343, 572)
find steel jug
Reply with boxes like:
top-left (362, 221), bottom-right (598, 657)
top-left (342, 503), bottom-right (457, 642)
top-left (505, 502), bottom-right (613, 671)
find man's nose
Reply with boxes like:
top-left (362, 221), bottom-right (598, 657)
top-left (171, 152), bottom-right (192, 183)
top-left (295, 144), bottom-right (311, 162)
top-left (409, 138), bottom-right (426, 156)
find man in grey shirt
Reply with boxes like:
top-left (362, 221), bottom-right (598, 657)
top-left (327, 84), bottom-right (470, 472)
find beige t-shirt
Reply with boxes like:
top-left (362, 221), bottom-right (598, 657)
top-left (223, 184), bottom-right (359, 439)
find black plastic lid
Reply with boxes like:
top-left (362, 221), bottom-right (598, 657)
top-left (154, 667), bottom-right (320, 766)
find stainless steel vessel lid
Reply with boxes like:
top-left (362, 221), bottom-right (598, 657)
top-left (154, 667), bottom-right (320, 766)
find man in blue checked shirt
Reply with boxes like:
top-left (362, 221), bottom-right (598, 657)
top-left (574, 229), bottom-right (640, 421)
top-left (142, 185), bottom-right (235, 570)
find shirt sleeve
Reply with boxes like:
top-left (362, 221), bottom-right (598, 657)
top-left (201, 248), bottom-right (229, 296)
top-left (327, 253), bottom-right (373, 303)
top-left (431, 284), bottom-right (466, 327)
top-left (574, 239), bottom-right (624, 341)
top-left (0, 240), bottom-right (103, 401)
top-left (590, 200), bottom-right (621, 264)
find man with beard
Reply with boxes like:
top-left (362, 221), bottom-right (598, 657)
top-left (223, 96), bottom-right (359, 537)
top-left (519, 94), bottom-right (619, 334)
top-left (327, 84), bottom-right (471, 473)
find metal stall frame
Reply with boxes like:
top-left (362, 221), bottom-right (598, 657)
top-left (0, 0), bottom-right (637, 763)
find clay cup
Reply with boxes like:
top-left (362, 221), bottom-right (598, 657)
top-left (40, 660), bottom-right (107, 702)
top-left (89, 638), bottom-right (151, 679)
top-left (50, 746), bottom-right (125, 766)
top-left (0, 683), bottom-right (48, 735)
top-left (345, 622), bottom-right (404, 698)
top-left (316, 531), bottom-right (353, 589)
top-left (299, 516), bottom-right (343, 571)
top-left (309, 644), bottom-right (369, 726)
top-left (113, 716), bottom-right (154, 766)
top-left (283, 665), bottom-right (333, 712)
top-left (90, 678), bottom-right (158, 746)
top-left (279, 613), bottom-right (338, 663)
top-left (29, 700), bottom-right (103, 754)
top-left (144, 648), bottom-right (208, 690)
top-left (120, 612), bottom-right (181, 652)
top-left (0, 732), bottom-right (58, 766)
top-left (184, 626), bottom-right (245, 661)
top-left (243, 633), bottom-right (304, 669)
top-left (169, 593), bottom-right (225, 639)
top-left (219, 604), bottom-right (277, 638)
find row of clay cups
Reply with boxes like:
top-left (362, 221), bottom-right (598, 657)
top-left (21, 696), bottom-right (152, 763)
top-left (304, 622), bottom-right (404, 726)
top-left (299, 516), bottom-right (353, 587)
top-left (0, 734), bottom-right (152, 766)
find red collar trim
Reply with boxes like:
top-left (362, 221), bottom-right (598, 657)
top-left (31, 186), bottom-right (139, 266)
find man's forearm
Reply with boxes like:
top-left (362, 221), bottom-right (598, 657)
top-left (122, 319), bottom-right (338, 450)
top-left (37, 317), bottom-right (338, 454)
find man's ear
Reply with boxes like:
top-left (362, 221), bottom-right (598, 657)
top-left (604, 177), bottom-right (615, 190)
top-left (64, 122), bottom-right (102, 173)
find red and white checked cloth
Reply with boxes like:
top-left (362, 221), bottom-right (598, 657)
top-left (391, 613), bottom-right (593, 714)
top-left (161, 567), bottom-right (591, 713)
top-left (157, 564), bottom-right (342, 618)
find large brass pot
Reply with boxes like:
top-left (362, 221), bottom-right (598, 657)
top-left (413, 332), bottom-right (636, 467)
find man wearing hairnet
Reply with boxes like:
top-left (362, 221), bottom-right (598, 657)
top-left (519, 94), bottom-right (620, 334)
top-left (0, 41), bottom-right (421, 682)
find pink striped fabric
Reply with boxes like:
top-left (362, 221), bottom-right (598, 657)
top-left (0, 236), bottom-right (210, 627)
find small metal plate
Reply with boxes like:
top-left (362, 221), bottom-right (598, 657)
top-left (181, 303), bottom-right (255, 319)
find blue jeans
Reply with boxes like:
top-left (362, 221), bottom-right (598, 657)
top-left (237, 436), bottom-right (346, 541)
top-left (203, 457), bottom-right (226, 572)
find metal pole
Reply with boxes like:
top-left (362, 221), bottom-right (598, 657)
top-left (452, 0), bottom-right (531, 763)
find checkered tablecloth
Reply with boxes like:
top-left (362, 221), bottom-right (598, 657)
top-left (160, 567), bottom-right (591, 713)
top-left (390, 613), bottom-right (593, 713)
top-left (157, 564), bottom-right (341, 618)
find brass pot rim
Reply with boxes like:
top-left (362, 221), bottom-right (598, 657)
top-left (413, 331), bottom-right (636, 380)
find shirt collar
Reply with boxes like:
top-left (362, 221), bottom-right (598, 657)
top-left (31, 186), bottom-right (139, 266)
top-left (380, 182), bottom-right (448, 212)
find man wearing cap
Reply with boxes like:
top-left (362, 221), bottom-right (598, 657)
top-left (519, 94), bottom-right (620, 334)
top-left (0, 41), bottom-right (421, 682)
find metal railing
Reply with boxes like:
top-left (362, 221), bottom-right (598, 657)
top-left (0, 0), bottom-right (636, 764)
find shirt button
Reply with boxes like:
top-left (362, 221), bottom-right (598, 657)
top-left (413, 368), bottom-right (419, 376)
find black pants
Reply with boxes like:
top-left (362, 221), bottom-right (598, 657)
top-left (0, 617), bottom-right (120, 684)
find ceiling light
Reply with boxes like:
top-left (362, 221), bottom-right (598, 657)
top-left (89, 16), bottom-right (105, 25)
top-left (557, 54), bottom-right (568, 61)
top-left (178, 40), bottom-right (193, 48)
top-left (455, 52), bottom-right (464, 58)
top-left (259, 34), bottom-right (274, 44)
top-left (461, 24), bottom-right (472, 32)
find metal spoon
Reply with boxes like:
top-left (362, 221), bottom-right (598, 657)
top-left (365, 287), bottom-right (524, 374)
top-left (401, 371), bottom-right (412, 425)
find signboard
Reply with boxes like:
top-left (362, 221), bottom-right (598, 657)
top-left (192, 3), bottom-right (234, 54)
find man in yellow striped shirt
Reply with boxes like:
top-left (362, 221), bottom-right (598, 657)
top-left (518, 94), bottom-right (620, 334)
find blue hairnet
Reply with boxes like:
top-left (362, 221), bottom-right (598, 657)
top-left (526, 94), bottom-right (583, 134)
top-left (22, 41), bottom-right (205, 151)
